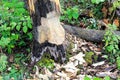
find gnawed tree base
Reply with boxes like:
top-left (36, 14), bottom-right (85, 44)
top-left (27, 0), bottom-right (66, 65)
top-left (62, 24), bottom-right (120, 43)
top-left (31, 40), bottom-right (66, 64)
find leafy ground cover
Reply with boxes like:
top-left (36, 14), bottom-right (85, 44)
top-left (0, 0), bottom-right (120, 80)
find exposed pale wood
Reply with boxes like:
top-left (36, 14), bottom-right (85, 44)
top-left (27, 0), bottom-right (65, 45)
top-left (38, 11), bottom-right (65, 45)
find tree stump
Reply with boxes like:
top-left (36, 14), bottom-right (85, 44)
top-left (27, 0), bottom-right (66, 64)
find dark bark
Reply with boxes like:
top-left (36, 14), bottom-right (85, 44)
top-left (63, 24), bottom-right (120, 43)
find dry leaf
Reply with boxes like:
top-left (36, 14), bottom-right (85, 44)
top-left (102, 6), bottom-right (108, 18)
top-left (70, 52), bottom-right (86, 65)
top-left (113, 19), bottom-right (119, 27)
top-left (103, 19), bottom-right (109, 25)
top-left (92, 61), bottom-right (105, 67)
top-left (9, 55), bottom-right (14, 63)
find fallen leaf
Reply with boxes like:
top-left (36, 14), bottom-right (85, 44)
top-left (103, 19), bottom-right (109, 25)
top-left (113, 19), bottom-right (119, 27)
top-left (92, 61), bottom-right (105, 67)
top-left (69, 52), bottom-right (86, 65)
top-left (38, 74), bottom-right (49, 80)
top-left (77, 75), bottom-right (92, 80)
top-left (9, 55), bottom-right (14, 63)
top-left (102, 6), bottom-right (108, 18)
top-left (96, 71), bottom-right (117, 79)
top-left (56, 71), bottom-right (68, 79)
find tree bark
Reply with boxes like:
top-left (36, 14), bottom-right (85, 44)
top-left (27, 0), bottom-right (66, 64)
top-left (63, 24), bottom-right (120, 43)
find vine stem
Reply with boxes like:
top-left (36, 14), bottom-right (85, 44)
top-left (110, 10), bottom-right (116, 22)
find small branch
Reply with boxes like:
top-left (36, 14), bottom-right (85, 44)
top-left (110, 10), bottom-right (116, 21)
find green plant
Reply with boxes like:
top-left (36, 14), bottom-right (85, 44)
top-left (0, 53), bottom-right (8, 72)
top-left (103, 24), bottom-right (120, 69)
top-left (84, 51), bottom-right (94, 64)
top-left (84, 76), bottom-right (111, 80)
top-left (2, 65), bottom-right (24, 80)
top-left (61, 6), bottom-right (79, 25)
top-left (91, 0), bottom-right (105, 4)
top-left (0, 76), bottom-right (3, 80)
top-left (37, 53), bottom-right (55, 69)
top-left (84, 76), bottom-right (91, 80)
top-left (104, 76), bottom-right (111, 80)
top-left (0, 0), bottom-right (32, 53)
top-left (85, 18), bottom-right (98, 29)
top-left (93, 77), bottom-right (102, 80)
top-left (0, 53), bottom-right (29, 80)
top-left (109, 0), bottom-right (120, 13)
top-left (84, 76), bottom-right (103, 80)
top-left (118, 78), bottom-right (120, 80)
top-left (60, 0), bottom-right (103, 28)
top-left (116, 57), bottom-right (120, 70)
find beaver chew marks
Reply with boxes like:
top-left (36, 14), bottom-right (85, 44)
top-left (37, 11), bottom-right (65, 45)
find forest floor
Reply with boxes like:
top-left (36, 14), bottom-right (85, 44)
top-left (1, 1), bottom-right (120, 80)
top-left (27, 32), bottom-right (119, 80)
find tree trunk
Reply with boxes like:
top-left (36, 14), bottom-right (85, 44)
top-left (27, 0), bottom-right (66, 64)
top-left (63, 24), bottom-right (120, 43)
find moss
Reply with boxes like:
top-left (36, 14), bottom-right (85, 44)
top-left (37, 53), bottom-right (54, 69)
top-left (84, 51), bottom-right (94, 64)
top-left (66, 42), bottom-right (74, 61)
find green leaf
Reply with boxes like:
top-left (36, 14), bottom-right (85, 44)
top-left (27, 33), bottom-right (33, 40)
top-left (72, 12), bottom-right (79, 19)
top-left (7, 46), bottom-right (13, 54)
top-left (23, 26), bottom-right (28, 33)
top-left (26, 17), bottom-right (32, 29)
top-left (116, 57), bottom-right (120, 70)
top-left (0, 37), bottom-right (10, 48)
top-left (10, 22), bottom-right (17, 29)
top-left (0, 54), bottom-right (8, 72)
top-left (115, 45), bottom-right (119, 50)
top-left (112, 35), bottom-right (118, 42)
top-left (0, 76), bottom-right (3, 80)
top-left (23, 22), bottom-right (27, 27)
top-left (15, 2), bottom-right (24, 8)
top-left (93, 77), bottom-right (102, 80)
top-left (16, 24), bottom-right (21, 31)
top-left (18, 40), bottom-right (26, 46)
top-left (66, 9), bottom-right (72, 19)
top-left (91, 0), bottom-right (105, 4)
top-left (106, 45), bottom-right (114, 52)
top-left (11, 34), bottom-right (19, 40)
top-left (84, 76), bottom-right (91, 80)
top-left (27, 22), bottom-right (32, 29)
top-left (104, 76), bottom-right (110, 80)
